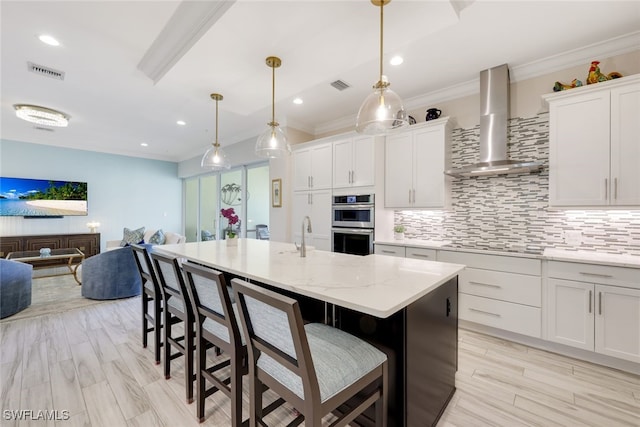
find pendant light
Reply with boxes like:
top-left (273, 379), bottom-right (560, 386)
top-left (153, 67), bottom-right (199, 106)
top-left (201, 93), bottom-right (231, 170)
top-left (255, 56), bottom-right (291, 158)
top-left (356, 0), bottom-right (408, 135)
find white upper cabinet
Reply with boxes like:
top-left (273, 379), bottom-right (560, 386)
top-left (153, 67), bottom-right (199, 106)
top-left (293, 143), bottom-right (332, 191)
top-left (610, 82), bottom-right (640, 206)
top-left (385, 118), bottom-right (451, 209)
top-left (544, 75), bottom-right (640, 207)
top-left (333, 135), bottom-right (375, 189)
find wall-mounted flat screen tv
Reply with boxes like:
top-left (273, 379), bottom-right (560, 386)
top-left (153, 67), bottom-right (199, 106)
top-left (0, 177), bottom-right (88, 217)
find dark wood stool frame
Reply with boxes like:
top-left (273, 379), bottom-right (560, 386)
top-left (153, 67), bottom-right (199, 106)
top-left (182, 262), bottom-right (249, 425)
top-left (150, 251), bottom-right (196, 404)
top-left (131, 244), bottom-right (163, 364)
top-left (232, 278), bottom-right (388, 427)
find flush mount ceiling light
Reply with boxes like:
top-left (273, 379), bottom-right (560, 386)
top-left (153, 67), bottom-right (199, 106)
top-left (255, 56), bottom-right (291, 158)
top-left (201, 93), bottom-right (231, 170)
top-left (14, 104), bottom-right (69, 127)
top-left (355, 0), bottom-right (408, 135)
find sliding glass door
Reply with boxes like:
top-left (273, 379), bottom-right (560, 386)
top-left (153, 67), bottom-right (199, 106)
top-left (184, 162), bottom-right (268, 242)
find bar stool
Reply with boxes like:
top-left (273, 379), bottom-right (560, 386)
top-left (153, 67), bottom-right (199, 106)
top-left (150, 251), bottom-right (196, 404)
top-left (181, 261), bottom-right (248, 424)
top-left (232, 278), bottom-right (388, 427)
top-left (131, 244), bottom-right (163, 364)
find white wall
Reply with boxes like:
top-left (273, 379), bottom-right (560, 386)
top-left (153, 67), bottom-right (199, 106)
top-left (0, 140), bottom-right (182, 251)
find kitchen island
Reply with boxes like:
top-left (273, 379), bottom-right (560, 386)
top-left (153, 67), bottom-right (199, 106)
top-left (156, 239), bottom-right (465, 427)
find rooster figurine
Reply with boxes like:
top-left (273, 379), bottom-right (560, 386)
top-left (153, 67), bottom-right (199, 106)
top-left (587, 61), bottom-right (623, 85)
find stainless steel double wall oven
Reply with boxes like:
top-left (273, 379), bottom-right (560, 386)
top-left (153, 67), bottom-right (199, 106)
top-left (331, 194), bottom-right (374, 256)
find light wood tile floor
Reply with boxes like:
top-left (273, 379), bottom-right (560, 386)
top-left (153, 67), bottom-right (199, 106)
top-left (1, 278), bottom-right (639, 426)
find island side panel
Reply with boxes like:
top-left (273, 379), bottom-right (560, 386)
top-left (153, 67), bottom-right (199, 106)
top-left (406, 276), bottom-right (458, 426)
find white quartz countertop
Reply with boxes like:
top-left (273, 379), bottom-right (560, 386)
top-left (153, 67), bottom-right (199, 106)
top-left (156, 239), bottom-right (465, 318)
top-left (375, 238), bottom-right (640, 268)
top-left (542, 248), bottom-right (640, 269)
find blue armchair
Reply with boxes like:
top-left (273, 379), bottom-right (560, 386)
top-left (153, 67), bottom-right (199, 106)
top-left (0, 258), bottom-right (33, 319)
top-left (81, 246), bottom-right (142, 300)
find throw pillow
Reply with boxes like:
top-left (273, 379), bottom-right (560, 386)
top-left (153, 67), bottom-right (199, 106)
top-left (120, 226), bottom-right (145, 246)
top-left (148, 229), bottom-right (166, 245)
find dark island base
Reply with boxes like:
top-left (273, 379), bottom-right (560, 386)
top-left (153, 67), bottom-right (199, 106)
top-left (220, 272), bottom-right (458, 427)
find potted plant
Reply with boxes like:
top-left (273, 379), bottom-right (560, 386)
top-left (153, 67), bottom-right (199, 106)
top-left (394, 224), bottom-right (405, 240)
top-left (220, 207), bottom-right (239, 245)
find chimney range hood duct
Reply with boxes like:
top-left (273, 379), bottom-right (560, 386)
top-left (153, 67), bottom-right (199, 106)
top-left (444, 64), bottom-right (543, 177)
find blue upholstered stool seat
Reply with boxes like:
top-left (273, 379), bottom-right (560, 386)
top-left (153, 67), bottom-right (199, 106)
top-left (0, 259), bottom-right (33, 319)
top-left (257, 322), bottom-right (386, 402)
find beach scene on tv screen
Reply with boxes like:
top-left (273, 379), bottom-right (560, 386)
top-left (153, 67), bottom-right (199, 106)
top-left (0, 177), bottom-right (87, 216)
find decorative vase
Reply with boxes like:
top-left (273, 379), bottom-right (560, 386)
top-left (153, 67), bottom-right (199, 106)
top-left (226, 236), bottom-right (238, 246)
top-left (394, 232), bottom-right (404, 240)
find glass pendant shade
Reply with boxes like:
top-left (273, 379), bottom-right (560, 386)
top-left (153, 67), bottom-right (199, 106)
top-left (255, 56), bottom-right (291, 158)
top-left (355, 85), bottom-right (408, 134)
top-left (201, 93), bottom-right (231, 170)
top-left (255, 123), bottom-right (290, 158)
top-left (356, 0), bottom-right (408, 135)
top-left (201, 144), bottom-right (230, 169)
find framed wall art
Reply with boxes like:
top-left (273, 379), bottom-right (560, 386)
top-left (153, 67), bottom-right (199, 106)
top-left (271, 178), bottom-right (282, 208)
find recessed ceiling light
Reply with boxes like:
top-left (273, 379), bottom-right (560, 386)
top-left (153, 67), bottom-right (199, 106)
top-left (390, 56), bottom-right (403, 66)
top-left (140, 142), bottom-right (148, 147)
top-left (14, 104), bottom-right (69, 127)
top-left (176, 120), bottom-right (186, 126)
top-left (38, 35), bottom-right (60, 46)
top-left (293, 98), bottom-right (303, 105)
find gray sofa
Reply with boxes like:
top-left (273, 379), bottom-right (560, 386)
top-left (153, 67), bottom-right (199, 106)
top-left (0, 258), bottom-right (33, 318)
top-left (81, 246), bottom-right (142, 300)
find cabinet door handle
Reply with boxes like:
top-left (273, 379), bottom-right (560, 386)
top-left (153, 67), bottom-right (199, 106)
top-left (311, 176), bottom-right (314, 188)
top-left (614, 178), bottom-right (618, 200)
top-left (588, 290), bottom-right (592, 313)
top-left (412, 189), bottom-right (416, 203)
top-left (469, 281), bottom-right (502, 289)
top-left (604, 178), bottom-right (608, 200)
top-left (579, 272), bottom-right (613, 278)
top-left (409, 189), bottom-right (412, 204)
top-left (599, 291), bottom-right (602, 315)
top-left (469, 308), bottom-right (501, 318)
top-left (310, 193), bottom-right (313, 204)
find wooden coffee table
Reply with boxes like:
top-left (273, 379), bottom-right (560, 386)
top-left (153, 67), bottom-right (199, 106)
top-left (6, 248), bottom-right (85, 285)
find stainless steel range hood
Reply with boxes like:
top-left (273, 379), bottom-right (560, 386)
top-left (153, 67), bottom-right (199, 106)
top-left (445, 64), bottom-right (543, 177)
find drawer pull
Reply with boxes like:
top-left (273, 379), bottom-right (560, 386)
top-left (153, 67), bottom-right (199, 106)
top-left (579, 272), bottom-right (613, 279)
top-left (469, 308), bottom-right (501, 317)
top-left (469, 281), bottom-right (502, 289)
top-left (381, 250), bottom-right (396, 254)
top-left (410, 253), bottom-right (431, 258)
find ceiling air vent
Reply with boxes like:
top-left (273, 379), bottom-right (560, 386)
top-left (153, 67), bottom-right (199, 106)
top-left (27, 62), bottom-right (65, 80)
top-left (330, 79), bottom-right (351, 91)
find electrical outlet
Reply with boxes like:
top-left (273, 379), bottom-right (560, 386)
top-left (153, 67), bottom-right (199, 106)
top-left (563, 230), bottom-right (583, 246)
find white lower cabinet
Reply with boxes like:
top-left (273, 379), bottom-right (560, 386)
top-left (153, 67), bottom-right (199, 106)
top-left (547, 261), bottom-right (640, 363)
top-left (439, 251), bottom-right (542, 338)
top-left (374, 244), bottom-right (437, 261)
top-left (374, 244), bottom-right (405, 257)
top-left (405, 247), bottom-right (437, 261)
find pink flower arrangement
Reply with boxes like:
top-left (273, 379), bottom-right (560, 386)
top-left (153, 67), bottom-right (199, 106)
top-left (220, 208), bottom-right (239, 238)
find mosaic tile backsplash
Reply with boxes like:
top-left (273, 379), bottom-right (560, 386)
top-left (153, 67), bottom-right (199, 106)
top-left (395, 112), bottom-right (640, 256)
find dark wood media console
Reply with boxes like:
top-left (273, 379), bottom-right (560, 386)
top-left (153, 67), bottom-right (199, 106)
top-left (0, 233), bottom-right (100, 261)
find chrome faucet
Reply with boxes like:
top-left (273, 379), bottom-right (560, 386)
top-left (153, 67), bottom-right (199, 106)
top-left (301, 216), bottom-right (313, 257)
